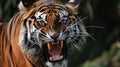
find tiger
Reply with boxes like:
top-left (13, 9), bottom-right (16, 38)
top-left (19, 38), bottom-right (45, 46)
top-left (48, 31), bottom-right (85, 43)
top-left (0, 0), bottom-right (88, 67)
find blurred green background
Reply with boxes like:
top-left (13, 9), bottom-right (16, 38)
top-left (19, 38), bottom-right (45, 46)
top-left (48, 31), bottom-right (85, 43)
top-left (0, 0), bottom-right (120, 67)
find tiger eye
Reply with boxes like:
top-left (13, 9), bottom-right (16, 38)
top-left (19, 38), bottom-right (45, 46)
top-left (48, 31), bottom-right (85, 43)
top-left (38, 20), bottom-right (47, 26)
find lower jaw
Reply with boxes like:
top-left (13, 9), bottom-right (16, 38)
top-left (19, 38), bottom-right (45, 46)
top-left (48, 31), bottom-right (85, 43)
top-left (45, 50), bottom-right (66, 62)
top-left (49, 55), bottom-right (63, 61)
top-left (46, 59), bottom-right (68, 67)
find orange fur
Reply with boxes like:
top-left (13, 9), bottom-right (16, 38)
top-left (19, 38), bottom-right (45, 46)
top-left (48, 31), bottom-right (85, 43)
top-left (0, 12), bottom-right (45, 67)
top-left (0, 0), bottom-right (82, 67)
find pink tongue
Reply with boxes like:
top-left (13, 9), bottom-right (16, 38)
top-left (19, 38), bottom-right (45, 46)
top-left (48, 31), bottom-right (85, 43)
top-left (49, 44), bottom-right (62, 56)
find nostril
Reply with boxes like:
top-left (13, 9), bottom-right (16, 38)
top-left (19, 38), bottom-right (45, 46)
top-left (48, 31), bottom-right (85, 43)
top-left (50, 34), bottom-right (59, 40)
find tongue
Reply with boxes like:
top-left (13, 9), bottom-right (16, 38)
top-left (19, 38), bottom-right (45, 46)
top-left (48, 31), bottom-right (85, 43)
top-left (49, 44), bottom-right (61, 55)
top-left (47, 43), bottom-right (63, 61)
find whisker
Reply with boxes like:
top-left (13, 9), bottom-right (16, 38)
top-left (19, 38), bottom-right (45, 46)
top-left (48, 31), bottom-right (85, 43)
top-left (69, 34), bottom-right (88, 37)
top-left (70, 37), bottom-right (80, 48)
top-left (87, 33), bottom-right (96, 41)
top-left (85, 25), bottom-right (104, 29)
top-left (78, 16), bottom-right (88, 22)
top-left (69, 32), bottom-right (89, 36)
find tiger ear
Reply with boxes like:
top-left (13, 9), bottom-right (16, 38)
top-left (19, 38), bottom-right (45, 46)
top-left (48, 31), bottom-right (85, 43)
top-left (66, 0), bottom-right (80, 14)
top-left (18, 1), bottom-right (28, 14)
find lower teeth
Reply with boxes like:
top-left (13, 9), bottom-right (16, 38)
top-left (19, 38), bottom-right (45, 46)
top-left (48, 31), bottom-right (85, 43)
top-left (50, 55), bottom-right (63, 61)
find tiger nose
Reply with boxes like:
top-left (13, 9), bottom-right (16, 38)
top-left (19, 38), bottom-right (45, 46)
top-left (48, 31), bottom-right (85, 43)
top-left (50, 33), bottom-right (59, 40)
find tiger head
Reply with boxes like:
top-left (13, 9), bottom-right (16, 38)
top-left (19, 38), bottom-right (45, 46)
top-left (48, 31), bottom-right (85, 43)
top-left (19, 0), bottom-right (88, 66)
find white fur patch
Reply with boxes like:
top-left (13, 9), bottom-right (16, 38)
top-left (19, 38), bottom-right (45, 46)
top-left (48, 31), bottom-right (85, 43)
top-left (18, 1), bottom-right (27, 14)
top-left (69, 0), bottom-right (75, 2)
top-left (19, 25), bottom-right (27, 51)
top-left (46, 60), bottom-right (67, 67)
top-left (35, 12), bottom-right (46, 20)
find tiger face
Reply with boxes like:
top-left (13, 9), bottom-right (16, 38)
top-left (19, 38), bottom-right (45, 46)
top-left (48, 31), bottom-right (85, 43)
top-left (19, 0), bottom-right (88, 67)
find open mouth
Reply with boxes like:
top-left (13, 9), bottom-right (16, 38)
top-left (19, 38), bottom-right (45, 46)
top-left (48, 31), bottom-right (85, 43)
top-left (45, 40), bottom-right (65, 62)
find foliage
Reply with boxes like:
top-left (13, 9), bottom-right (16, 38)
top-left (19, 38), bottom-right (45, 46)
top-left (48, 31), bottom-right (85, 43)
top-left (80, 41), bottom-right (120, 67)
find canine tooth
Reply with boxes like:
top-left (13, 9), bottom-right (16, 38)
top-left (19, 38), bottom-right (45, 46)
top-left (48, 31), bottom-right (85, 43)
top-left (59, 55), bottom-right (63, 60)
top-left (50, 57), bottom-right (53, 61)
top-left (60, 40), bottom-right (63, 48)
top-left (47, 43), bottom-right (51, 50)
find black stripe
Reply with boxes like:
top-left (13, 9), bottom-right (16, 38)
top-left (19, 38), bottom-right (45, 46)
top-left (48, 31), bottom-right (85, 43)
top-left (38, 5), bottom-right (48, 12)
top-left (7, 16), bottom-right (15, 40)
top-left (14, 13), bottom-right (22, 37)
top-left (24, 54), bottom-right (36, 67)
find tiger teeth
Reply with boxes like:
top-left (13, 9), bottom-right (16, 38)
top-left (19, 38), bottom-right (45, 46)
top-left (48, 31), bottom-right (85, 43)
top-left (47, 40), bottom-right (64, 50)
top-left (47, 42), bottom-right (51, 50)
top-left (49, 55), bottom-right (63, 61)
top-left (60, 40), bottom-right (63, 48)
top-left (50, 57), bottom-right (53, 61)
top-left (59, 55), bottom-right (63, 60)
